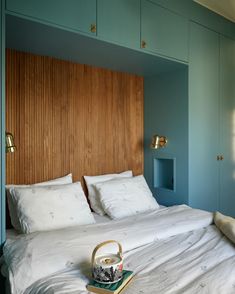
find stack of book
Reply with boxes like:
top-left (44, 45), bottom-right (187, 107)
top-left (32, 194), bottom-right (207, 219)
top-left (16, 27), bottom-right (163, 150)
top-left (87, 270), bottom-right (134, 294)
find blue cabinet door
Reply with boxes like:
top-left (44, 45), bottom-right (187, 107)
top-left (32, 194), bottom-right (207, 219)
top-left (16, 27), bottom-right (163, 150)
top-left (97, 0), bottom-right (140, 49)
top-left (141, 0), bottom-right (188, 62)
top-left (219, 36), bottom-right (235, 217)
top-left (189, 22), bottom-right (220, 212)
top-left (6, 0), bottom-right (96, 35)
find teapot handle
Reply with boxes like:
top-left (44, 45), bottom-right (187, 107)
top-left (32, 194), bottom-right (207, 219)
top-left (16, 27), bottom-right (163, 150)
top-left (91, 240), bottom-right (122, 267)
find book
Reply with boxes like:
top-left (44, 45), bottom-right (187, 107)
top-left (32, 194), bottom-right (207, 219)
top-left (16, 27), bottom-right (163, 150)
top-left (87, 270), bottom-right (134, 294)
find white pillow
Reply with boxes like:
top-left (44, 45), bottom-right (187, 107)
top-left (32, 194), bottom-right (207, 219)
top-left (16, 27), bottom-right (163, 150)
top-left (6, 174), bottom-right (73, 231)
top-left (11, 182), bottom-right (95, 234)
top-left (93, 175), bottom-right (159, 219)
top-left (84, 170), bottom-right (133, 216)
top-left (214, 211), bottom-right (235, 244)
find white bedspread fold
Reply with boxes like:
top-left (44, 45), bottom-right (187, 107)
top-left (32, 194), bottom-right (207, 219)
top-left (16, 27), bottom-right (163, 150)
top-left (3, 205), bottom-right (213, 294)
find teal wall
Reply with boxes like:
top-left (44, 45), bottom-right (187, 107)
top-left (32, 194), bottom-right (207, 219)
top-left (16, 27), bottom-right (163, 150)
top-left (144, 69), bottom-right (188, 206)
top-left (0, 0), bottom-right (6, 246)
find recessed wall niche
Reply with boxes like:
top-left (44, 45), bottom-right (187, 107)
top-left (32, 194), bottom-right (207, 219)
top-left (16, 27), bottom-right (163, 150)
top-left (154, 157), bottom-right (175, 191)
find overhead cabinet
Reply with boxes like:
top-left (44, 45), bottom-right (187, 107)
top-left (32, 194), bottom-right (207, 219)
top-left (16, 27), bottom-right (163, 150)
top-left (97, 0), bottom-right (140, 49)
top-left (189, 22), bottom-right (235, 216)
top-left (6, 0), bottom-right (190, 63)
top-left (141, 0), bottom-right (188, 62)
top-left (6, 0), bottom-right (97, 35)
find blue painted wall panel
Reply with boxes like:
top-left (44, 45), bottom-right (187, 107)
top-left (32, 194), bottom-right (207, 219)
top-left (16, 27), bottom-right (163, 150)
top-left (144, 68), bottom-right (188, 206)
top-left (0, 0), bottom-right (6, 246)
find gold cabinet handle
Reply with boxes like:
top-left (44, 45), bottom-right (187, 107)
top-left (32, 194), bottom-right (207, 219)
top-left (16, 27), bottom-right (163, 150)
top-left (217, 155), bottom-right (224, 161)
top-left (90, 24), bottom-right (96, 33)
top-left (141, 40), bottom-right (147, 48)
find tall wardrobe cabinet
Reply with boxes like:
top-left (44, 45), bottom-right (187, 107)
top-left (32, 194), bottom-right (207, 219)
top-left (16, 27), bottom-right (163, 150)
top-left (189, 22), bottom-right (235, 216)
top-left (219, 35), bottom-right (235, 216)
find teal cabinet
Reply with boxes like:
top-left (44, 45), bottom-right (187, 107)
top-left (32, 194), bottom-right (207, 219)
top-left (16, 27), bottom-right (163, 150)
top-left (144, 22), bottom-right (235, 216)
top-left (189, 22), bottom-right (220, 212)
top-left (6, 0), bottom-right (97, 35)
top-left (189, 23), bottom-right (235, 217)
top-left (141, 0), bottom-right (188, 62)
top-left (219, 36), bottom-right (235, 217)
top-left (0, 0), bottom-right (6, 245)
top-left (97, 0), bottom-right (140, 49)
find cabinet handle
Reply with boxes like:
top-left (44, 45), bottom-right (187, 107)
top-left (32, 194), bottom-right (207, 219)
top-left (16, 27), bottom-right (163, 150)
top-left (141, 40), bottom-right (147, 48)
top-left (217, 155), bottom-right (224, 161)
top-left (90, 24), bottom-right (96, 33)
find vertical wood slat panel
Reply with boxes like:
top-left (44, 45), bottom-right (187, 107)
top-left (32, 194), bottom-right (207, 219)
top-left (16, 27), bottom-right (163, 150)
top-left (6, 49), bottom-right (144, 186)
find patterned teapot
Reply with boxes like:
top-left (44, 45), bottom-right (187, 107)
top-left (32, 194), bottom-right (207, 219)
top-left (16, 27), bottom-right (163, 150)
top-left (92, 240), bottom-right (123, 284)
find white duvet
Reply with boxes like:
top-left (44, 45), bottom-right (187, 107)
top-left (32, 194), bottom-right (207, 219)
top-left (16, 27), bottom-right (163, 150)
top-left (3, 205), bottom-right (235, 294)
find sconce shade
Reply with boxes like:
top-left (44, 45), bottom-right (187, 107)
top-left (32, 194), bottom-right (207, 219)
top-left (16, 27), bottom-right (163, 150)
top-left (150, 134), bottom-right (167, 149)
top-left (6, 132), bottom-right (16, 153)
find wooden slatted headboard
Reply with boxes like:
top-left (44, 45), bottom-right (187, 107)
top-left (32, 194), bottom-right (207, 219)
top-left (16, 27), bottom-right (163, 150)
top-left (5, 49), bottom-right (144, 221)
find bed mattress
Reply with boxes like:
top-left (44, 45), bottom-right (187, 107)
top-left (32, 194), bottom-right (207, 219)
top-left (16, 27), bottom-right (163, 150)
top-left (2, 205), bottom-right (235, 294)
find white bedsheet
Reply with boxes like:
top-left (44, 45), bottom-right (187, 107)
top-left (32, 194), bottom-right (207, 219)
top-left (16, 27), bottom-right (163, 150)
top-left (3, 205), bottom-right (235, 294)
top-left (1, 214), bottom-right (111, 280)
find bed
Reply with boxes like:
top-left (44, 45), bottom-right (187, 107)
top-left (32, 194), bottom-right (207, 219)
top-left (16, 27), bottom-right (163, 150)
top-left (1, 173), bottom-right (235, 294)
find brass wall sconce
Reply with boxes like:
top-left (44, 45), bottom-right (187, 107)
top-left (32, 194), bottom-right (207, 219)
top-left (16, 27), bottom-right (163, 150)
top-left (6, 132), bottom-right (16, 153)
top-left (150, 134), bottom-right (167, 149)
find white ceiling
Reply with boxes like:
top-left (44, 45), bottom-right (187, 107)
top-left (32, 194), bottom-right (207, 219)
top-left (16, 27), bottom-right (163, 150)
top-left (194, 0), bottom-right (235, 23)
